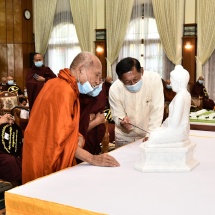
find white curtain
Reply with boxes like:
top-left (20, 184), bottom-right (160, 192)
top-left (112, 0), bottom-right (144, 80)
top-left (151, 0), bottom-right (184, 65)
top-left (197, 0), bottom-right (215, 101)
top-left (144, 0), bottom-right (166, 77)
top-left (33, 0), bottom-right (58, 55)
top-left (112, 0), bottom-right (174, 80)
top-left (202, 51), bottom-right (215, 101)
top-left (106, 0), bottom-right (134, 77)
top-left (70, 0), bottom-right (96, 52)
top-left (45, 0), bottom-right (81, 75)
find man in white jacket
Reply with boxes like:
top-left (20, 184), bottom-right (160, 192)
top-left (109, 57), bottom-right (164, 148)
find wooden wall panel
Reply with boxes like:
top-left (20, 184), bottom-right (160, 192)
top-left (0, 44), bottom-right (7, 76)
top-left (14, 0), bottom-right (22, 43)
top-left (182, 36), bottom-right (197, 84)
top-left (7, 44), bottom-right (14, 76)
top-left (6, 0), bottom-right (13, 43)
top-left (0, 1), bottom-right (6, 43)
top-left (0, 0), bottom-right (34, 91)
top-left (14, 44), bottom-right (23, 87)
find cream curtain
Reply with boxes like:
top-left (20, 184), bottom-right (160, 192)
top-left (196, 0), bottom-right (215, 79)
top-left (70, 0), bottom-right (96, 52)
top-left (33, 0), bottom-right (58, 55)
top-left (151, 0), bottom-right (184, 65)
top-left (106, 0), bottom-right (134, 77)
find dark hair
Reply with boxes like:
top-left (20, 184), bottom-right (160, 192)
top-left (116, 57), bottom-right (142, 79)
top-left (19, 97), bottom-right (27, 104)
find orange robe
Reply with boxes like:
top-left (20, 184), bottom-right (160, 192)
top-left (22, 69), bottom-right (80, 184)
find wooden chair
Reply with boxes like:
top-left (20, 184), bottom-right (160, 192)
top-left (0, 91), bottom-right (18, 114)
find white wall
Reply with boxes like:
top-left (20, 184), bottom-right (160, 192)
top-left (96, 0), bottom-right (105, 29)
top-left (185, 0), bottom-right (196, 24)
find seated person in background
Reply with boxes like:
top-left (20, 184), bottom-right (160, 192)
top-left (109, 57), bottom-right (164, 148)
top-left (26, 53), bottom-right (56, 109)
top-left (162, 79), bottom-right (176, 103)
top-left (0, 76), bottom-right (8, 91)
top-left (191, 76), bottom-right (215, 110)
top-left (19, 97), bottom-right (29, 119)
top-left (6, 76), bottom-right (23, 96)
top-left (0, 112), bottom-right (23, 186)
top-left (162, 79), bottom-right (176, 121)
top-left (145, 65), bottom-right (191, 146)
top-left (79, 82), bottom-right (106, 156)
top-left (22, 51), bottom-right (119, 184)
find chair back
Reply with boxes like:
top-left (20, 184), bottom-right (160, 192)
top-left (0, 91), bottom-right (18, 114)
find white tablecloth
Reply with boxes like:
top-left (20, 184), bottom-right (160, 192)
top-left (6, 130), bottom-right (215, 215)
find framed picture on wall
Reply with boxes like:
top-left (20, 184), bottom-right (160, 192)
top-left (96, 29), bottom-right (106, 40)
top-left (184, 24), bottom-right (197, 36)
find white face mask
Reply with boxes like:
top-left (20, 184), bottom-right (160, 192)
top-left (7, 80), bottom-right (14, 85)
top-left (124, 79), bottom-right (143, 93)
top-left (87, 83), bottom-right (102, 97)
top-left (77, 81), bottom-right (94, 94)
top-left (77, 68), bottom-right (94, 94)
top-left (34, 61), bottom-right (43, 67)
top-left (198, 80), bottom-right (204, 84)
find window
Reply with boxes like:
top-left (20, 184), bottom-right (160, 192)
top-left (45, 2), bottom-right (81, 75)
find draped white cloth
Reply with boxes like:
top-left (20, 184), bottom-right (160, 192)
top-left (70, 0), bottom-right (96, 52)
top-left (44, 0), bottom-right (81, 75)
top-left (152, 0), bottom-right (184, 65)
top-left (197, 0), bottom-right (215, 100)
top-left (33, 0), bottom-right (58, 55)
top-left (106, 0), bottom-right (134, 77)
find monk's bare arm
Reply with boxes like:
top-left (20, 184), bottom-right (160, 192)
top-left (74, 147), bottom-right (120, 167)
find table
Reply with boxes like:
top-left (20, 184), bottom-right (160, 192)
top-left (190, 122), bottom-right (215, 131)
top-left (5, 130), bottom-right (215, 215)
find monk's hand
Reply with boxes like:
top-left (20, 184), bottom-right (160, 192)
top-left (120, 116), bottom-right (132, 131)
top-left (89, 113), bottom-right (96, 121)
top-left (90, 153), bottom-right (120, 167)
top-left (95, 112), bottom-right (105, 125)
top-left (35, 75), bottom-right (45, 82)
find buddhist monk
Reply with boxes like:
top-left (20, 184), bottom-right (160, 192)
top-left (22, 52), bottom-right (119, 184)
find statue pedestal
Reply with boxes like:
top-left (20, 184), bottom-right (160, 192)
top-left (134, 140), bottom-right (199, 172)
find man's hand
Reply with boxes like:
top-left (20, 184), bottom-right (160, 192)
top-left (90, 153), bottom-right (120, 167)
top-left (120, 116), bottom-right (132, 131)
top-left (35, 75), bottom-right (45, 82)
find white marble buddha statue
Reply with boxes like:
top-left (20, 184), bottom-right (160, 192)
top-left (145, 65), bottom-right (191, 146)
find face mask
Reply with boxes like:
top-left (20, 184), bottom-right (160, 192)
top-left (78, 81), bottom-right (94, 94)
top-left (87, 83), bottom-right (102, 97)
top-left (35, 61), bottom-right (43, 67)
top-left (198, 80), bottom-right (204, 84)
top-left (166, 84), bottom-right (172, 89)
top-left (124, 79), bottom-right (143, 93)
top-left (7, 80), bottom-right (14, 85)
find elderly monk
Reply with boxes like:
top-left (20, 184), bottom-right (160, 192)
top-left (26, 53), bottom-right (56, 109)
top-left (22, 52), bottom-right (119, 184)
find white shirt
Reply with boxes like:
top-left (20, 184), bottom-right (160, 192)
top-left (109, 71), bottom-right (164, 143)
